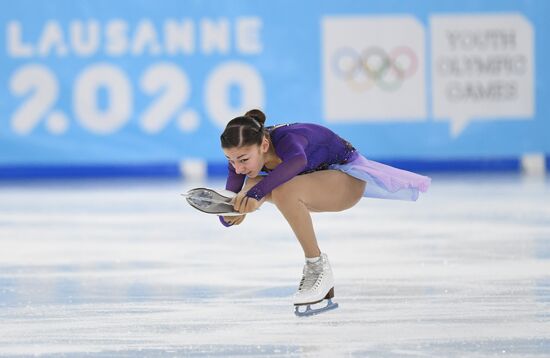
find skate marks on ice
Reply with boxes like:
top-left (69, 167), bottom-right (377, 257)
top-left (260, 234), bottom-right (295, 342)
top-left (0, 176), bottom-right (549, 356)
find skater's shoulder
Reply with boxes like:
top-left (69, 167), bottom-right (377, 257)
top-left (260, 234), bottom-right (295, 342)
top-left (268, 122), bottom-right (330, 139)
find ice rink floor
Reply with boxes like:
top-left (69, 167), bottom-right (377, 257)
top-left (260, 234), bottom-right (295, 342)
top-left (1, 174), bottom-right (549, 357)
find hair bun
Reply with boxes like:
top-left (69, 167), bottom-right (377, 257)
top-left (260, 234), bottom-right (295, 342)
top-left (244, 109), bottom-right (266, 127)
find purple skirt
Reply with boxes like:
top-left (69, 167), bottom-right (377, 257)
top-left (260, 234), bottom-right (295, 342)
top-left (329, 154), bottom-right (431, 201)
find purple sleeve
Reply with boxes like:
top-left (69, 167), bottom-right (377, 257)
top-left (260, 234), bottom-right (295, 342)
top-left (219, 162), bottom-right (246, 227)
top-left (219, 216), bottom-right (232, 227)
top-left (225, 162), bottom-right (246, 193)
top-left (246, 133), bottom-right (308, 200)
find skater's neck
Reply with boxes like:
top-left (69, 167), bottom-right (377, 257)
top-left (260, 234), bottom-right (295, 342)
top-left (263, 142), bottom-right (282, 170)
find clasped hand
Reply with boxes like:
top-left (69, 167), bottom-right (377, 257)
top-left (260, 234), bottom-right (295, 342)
top-left (221, 191), bottom-right (263, 226)
top-left (231, 191), bottom-right (262, 214)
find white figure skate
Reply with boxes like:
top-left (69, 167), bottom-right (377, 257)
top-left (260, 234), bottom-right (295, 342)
top-left (293, 253), bottom-right (339, 317)
top-left (182, 187), bottom-right (242, 216)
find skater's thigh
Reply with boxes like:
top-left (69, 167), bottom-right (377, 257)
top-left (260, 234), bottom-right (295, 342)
top-left (274, 170), bottom-right (366, 212)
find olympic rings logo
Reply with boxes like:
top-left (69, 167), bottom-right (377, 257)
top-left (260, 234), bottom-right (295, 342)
top-left (332, 46), bottom-right (418, 92)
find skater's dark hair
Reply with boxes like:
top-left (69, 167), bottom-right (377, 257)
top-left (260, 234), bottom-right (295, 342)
top-left (220, 109), bottom-right (267, 148)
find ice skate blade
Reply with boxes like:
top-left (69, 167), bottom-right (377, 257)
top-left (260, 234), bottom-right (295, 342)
top-left (181, 188), bottom-right (243, 216)
top-left (294, 299), bottom-right (339, 317)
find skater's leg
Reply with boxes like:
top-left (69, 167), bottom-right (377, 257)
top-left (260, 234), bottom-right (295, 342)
top-left (270, 170), bottom-right (365, 258)
top-left (274, 189), bottom-right (320, 258)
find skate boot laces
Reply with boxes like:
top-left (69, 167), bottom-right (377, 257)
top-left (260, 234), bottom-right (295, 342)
top-left (298, 259), bottom-right (324, 292)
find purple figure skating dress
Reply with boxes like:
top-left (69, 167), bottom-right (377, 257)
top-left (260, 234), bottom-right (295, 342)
top-left (221, 123), bottom-right (431, 225)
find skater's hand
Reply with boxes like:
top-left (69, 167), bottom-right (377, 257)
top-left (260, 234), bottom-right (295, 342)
top-left (232, 191), bottom-right (262, 214)
top-left (221, 214), bottom-right (246, 226)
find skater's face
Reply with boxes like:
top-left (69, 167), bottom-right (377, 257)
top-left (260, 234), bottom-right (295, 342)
top-left (223, 138), bottom-right (269, 178)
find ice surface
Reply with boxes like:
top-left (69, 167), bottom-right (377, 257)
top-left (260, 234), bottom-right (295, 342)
top-left (0, 175), bottom-right (549, 357)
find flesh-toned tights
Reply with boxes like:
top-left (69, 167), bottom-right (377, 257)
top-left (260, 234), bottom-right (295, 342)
top-left (240, 170), bottom-right (365, 258)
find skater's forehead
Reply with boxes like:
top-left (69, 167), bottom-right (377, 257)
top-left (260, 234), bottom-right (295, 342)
top-left (223, 145), bottom-right (256, 160)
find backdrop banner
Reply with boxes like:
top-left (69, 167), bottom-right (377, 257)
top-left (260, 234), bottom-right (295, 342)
top-left (1, 0), bottom-right (548, 169)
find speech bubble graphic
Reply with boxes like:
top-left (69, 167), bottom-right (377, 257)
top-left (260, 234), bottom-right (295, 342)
top-left (431, 14), bottom-right (534, 137)
top-left (322, 16), bottom-right (426, 122)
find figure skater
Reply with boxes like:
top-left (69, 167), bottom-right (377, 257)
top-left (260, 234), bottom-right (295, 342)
top-left (218, 109), bottom-right (431, 316)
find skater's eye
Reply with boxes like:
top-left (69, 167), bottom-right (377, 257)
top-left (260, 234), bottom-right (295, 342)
top-left (227, 158), bottom-right (248, 166)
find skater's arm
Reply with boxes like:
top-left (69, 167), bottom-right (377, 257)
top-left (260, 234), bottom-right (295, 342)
top-left (225, 162), bottom-right (246, 193)
top-left (245, 133), bottom-right (308, 201)
top-left (219, 163), bottom-right (246, 227)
